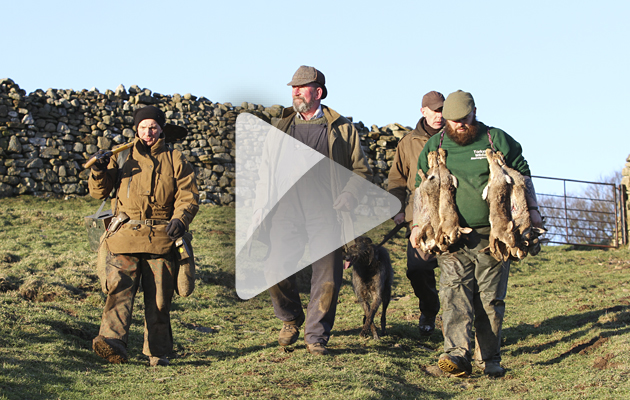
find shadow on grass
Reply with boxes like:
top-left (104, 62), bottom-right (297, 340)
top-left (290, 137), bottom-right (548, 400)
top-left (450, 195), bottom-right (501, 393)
top-left (256, 341), bottom-right (454, 400)
top-left (370, 375), bottom-right (454, 400)
top-left (335, 322), bottom-right (441, 342)
top-left (504, 305), bottom-right (630, 365)
top-left (0, 316), bottom-right (105, 400)
top-left (174, 342), bottom-right (280, 366)
top-left (1, 357), bottom-right (94, 400)
top-left (197, 264), bottom-right (235, 288)
top-left (330, 338), bottom-right (455, 399)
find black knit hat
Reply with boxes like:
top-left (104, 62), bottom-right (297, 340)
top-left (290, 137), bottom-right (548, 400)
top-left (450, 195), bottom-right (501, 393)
top-left (133, 106), bottom-right (166, 128)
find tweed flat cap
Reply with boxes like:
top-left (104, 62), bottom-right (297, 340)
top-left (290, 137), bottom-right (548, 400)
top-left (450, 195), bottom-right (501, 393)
top-left (287, 65), bottom-right (327, 99)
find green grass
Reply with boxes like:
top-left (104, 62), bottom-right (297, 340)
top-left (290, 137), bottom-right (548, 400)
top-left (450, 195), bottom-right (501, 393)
top-left (1, 196), bottom-right (629, 399)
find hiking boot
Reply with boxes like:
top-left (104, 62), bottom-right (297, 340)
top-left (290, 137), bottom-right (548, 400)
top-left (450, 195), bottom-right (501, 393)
top-left (92, 335), bottom-right (128, 364)
top-left (483, 363), bottom-right (506, 377)
top-left (278, 315), bottom-right (304, 346)
top-left (418, 314), bottom-right (436, 336)
top-left (149, 356), bottom-right (170, 367)
top-left (437, 353), bottom-right (472, 377)
top-left (306, 342), bottom-right (329, 356)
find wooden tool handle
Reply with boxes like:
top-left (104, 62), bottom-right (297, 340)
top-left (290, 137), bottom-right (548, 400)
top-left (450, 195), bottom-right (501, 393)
top-left (83, 142), bottom-right (134, 169)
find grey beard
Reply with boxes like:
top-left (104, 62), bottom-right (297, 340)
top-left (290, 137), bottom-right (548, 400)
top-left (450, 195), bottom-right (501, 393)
top-left (292, 97), bottom-right (313, 114)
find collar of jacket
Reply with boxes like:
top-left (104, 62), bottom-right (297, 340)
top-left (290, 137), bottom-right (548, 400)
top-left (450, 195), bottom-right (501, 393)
top-left (278, 105), bottom-right (350, 144)
top-left (134, 136), bottom-right (167, 157)
top-left (280, 104), bottom-right (343, 128)
top-left (408, 117), bottom-right (442, 140)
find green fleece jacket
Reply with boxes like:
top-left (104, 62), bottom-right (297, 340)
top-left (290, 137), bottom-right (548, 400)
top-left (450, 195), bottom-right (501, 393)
top-left (416, 122), bottom-right (530, 229)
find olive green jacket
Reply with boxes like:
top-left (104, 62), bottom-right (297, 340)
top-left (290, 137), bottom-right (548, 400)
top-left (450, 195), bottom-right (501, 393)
top-left (274, 105), bottom-right (371, 193)
top-left (254, 105), bottom-right (372, 244)
top-left (89, 136), bottom-right (199, 255)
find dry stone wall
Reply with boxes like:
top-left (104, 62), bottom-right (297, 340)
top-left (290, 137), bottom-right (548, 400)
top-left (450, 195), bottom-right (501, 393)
top-left (0, 78), bottom-right (409, 205)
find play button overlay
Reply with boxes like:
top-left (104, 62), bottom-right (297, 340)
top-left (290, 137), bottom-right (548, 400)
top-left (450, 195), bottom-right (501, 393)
top-left (235, 113), bottom-right (400, 300)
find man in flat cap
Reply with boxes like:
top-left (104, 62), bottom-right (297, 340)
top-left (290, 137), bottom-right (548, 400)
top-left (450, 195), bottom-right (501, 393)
top-left (88, 105), bottom-right (199, 366)
top-left (255, 65), bottom-right (371, 355)
top-left (410, 90), bottom-right (543, 377)
top-left (388, 91), bottom-right (445, 337)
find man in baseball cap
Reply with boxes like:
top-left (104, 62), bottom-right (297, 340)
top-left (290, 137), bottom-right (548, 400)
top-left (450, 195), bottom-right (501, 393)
top-left (387, 91), bottom-right (445, 337)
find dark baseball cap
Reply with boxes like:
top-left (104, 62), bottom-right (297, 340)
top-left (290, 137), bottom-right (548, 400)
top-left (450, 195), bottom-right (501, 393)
top-left (421, 91), bottom-right (445, 111)
top-left (287, 65), bottom-right (327, 99)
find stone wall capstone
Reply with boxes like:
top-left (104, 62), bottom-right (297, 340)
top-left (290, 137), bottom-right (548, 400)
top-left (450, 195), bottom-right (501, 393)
top-left (0, 78), bottom-right (410, 205)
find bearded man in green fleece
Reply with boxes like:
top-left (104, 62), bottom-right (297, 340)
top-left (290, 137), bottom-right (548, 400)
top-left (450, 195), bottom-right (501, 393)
top-left (410, 90), bottom-right (543, 377)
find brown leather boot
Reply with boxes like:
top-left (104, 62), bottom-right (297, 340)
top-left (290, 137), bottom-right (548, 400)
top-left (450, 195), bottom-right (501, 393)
top-left (278, 315), bottom-right (304, 346)
top-left (306, 342), bottom-right (329, 356)
top-left (149, 356), bottom-right (170, 367)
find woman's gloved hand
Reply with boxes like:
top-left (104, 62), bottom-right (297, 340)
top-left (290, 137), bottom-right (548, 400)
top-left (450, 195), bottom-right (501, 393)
top-left (166, 218), bottom-right (185, 240)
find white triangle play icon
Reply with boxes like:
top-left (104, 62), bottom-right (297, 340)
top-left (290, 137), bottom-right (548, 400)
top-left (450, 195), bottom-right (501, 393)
top-left (235, 113), bottom-right (400, 300)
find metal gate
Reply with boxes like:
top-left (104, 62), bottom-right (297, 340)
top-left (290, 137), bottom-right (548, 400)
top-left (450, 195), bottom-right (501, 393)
top-left (531, 176), bottom-right (625, 248)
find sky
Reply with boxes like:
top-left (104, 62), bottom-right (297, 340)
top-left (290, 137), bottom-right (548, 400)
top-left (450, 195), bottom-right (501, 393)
top-left (4, 0), bottom-right (629, 195)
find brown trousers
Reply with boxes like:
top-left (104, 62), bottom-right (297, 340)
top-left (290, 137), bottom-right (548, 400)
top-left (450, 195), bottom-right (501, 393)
top-left (99, 252), bottom-right (175, 357)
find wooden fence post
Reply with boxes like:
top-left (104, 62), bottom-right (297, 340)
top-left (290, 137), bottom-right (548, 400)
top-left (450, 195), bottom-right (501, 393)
top-left (623, 155), bottom-right (630, 249)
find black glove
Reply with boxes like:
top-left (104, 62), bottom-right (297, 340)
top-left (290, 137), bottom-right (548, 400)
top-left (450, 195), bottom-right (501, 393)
top-left (91, 150), bottom-right (112, 171)
top-left (166, 218), bottom-right (185, 240)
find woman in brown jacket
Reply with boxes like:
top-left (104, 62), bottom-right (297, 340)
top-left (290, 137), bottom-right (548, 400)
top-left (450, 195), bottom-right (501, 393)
top-left (88, 106), bottom-right (199, 366)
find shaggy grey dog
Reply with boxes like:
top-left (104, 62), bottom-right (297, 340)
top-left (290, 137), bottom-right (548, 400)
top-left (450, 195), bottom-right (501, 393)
top-left (344, 236), bottom-right (393, 340)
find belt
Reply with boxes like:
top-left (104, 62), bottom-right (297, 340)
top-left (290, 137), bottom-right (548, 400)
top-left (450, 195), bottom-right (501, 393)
top-left (127, 219), bottom-right (169, 226)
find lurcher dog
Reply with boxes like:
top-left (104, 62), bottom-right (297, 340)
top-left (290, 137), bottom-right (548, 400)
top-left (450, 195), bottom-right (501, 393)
top-left (344, 236), bottom-right (393, 340)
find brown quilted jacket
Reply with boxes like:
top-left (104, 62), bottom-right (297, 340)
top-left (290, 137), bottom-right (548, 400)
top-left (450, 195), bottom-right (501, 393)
top-left (89, 136), bottom-right (199, 255)
top-left (387, 118), bottom-right (440, 223)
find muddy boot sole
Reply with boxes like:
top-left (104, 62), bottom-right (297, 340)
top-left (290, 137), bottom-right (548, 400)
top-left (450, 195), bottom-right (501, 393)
top-left (438, 354), bottom-right (471, 377)
top-left (93, 336), bottom-right (128, 364)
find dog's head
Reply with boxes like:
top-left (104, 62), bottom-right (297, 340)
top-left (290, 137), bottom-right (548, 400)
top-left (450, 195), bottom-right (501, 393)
top-left (343, 236), bottom-right (375, 269)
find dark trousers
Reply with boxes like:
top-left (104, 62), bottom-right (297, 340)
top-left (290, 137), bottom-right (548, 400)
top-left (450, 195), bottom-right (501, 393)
top-left (406, 238), bottom-right (440, 318)
top-left (100, 252), bottom-right (175, 357)
top-left (268, 248), bottom-right (343, 345)
top-left (265, 186), bottom-right (343, 345)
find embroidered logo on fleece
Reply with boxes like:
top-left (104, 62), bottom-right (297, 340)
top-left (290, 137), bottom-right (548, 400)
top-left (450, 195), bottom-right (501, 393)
top-left (471, 149), bottom-right (486, 160)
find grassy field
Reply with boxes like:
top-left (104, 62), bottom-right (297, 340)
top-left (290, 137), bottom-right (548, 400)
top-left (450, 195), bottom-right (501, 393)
top-left (1, 196), bottom-right (629, 400)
